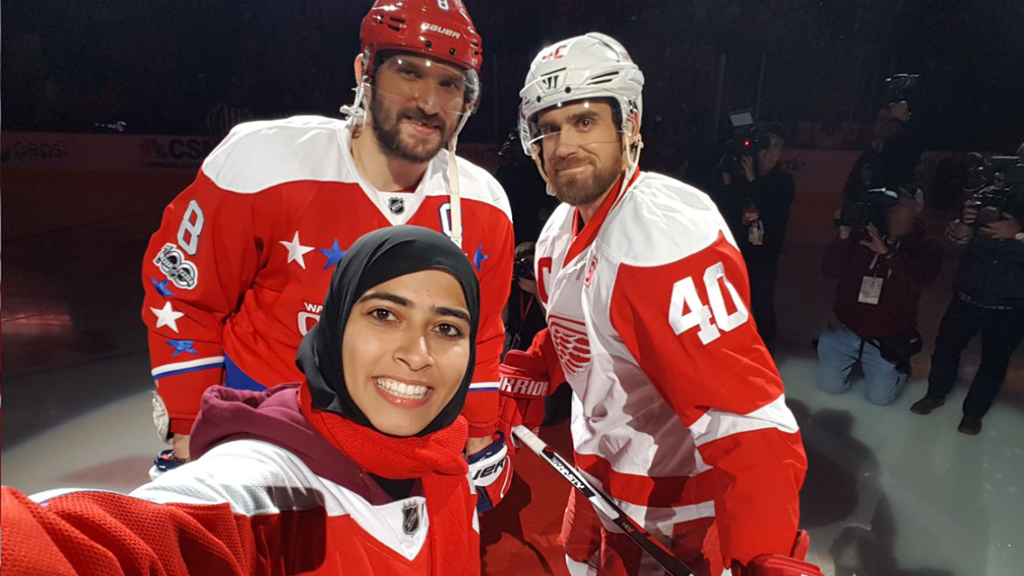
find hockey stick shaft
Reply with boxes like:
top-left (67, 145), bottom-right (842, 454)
top-left (512, 426), bottom-right (696, 576)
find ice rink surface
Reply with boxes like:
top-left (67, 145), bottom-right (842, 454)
top-left (2, 180), bottom-right (1022, 576)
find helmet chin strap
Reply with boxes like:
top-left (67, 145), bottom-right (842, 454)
top-left (445, 109), bottom-right (474, 250)
top-left (619, 129), bottom-right (643, 199)
top-left (339, 80), bottom-right (369, 123)
top-left (341, 53), bottom-right (372, 124)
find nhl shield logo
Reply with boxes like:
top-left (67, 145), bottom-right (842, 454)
top-left (388, 196), bottom-right (405, 214)
top-left (402, 501), bottom-right (421, 535)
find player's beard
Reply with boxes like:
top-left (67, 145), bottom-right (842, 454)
top-left (547, 147), bottom-right (623, 207)
top-left (370, 94), bottom-right (455, 163)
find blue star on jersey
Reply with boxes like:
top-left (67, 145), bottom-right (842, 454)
top-left (319, 238), bottom-right (346, 270)
top-left (166, 340), bottom-right (198, 357)
top-left (150, 277), bottom-right (176, 298)
top-left (473, 243), bottom-right (490, 272)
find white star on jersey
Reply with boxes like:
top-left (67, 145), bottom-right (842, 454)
top-left (150, 301), bottom-right (185, 333)
top-left (280, 231), bottom-right (315, 269)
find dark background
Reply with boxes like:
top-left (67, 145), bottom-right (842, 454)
top-left (4, 0), bottom-right (1024, 154)
top-left (3, 7), bottom-right (1024, 575)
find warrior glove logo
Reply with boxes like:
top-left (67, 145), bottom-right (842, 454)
top-left (154, 243), bottom-right (199, 290)
top-left (500, 377), bottom-right (548, 397)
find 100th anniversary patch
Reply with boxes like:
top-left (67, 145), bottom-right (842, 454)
top-left (154, 243), bottom-right (199, 290)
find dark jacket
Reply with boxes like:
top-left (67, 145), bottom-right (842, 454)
top-left (953, 234), bottom-right (1024, 308)
top-left (823, 223), bottom-right (944, 338)
top-left (504, 282), bottom-right (546, 353)
top-left (843, 127), bottom-right (920, 201)
top-left (715, 165), bottom-right (796, 262)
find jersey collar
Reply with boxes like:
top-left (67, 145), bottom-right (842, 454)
top-left (338, 121), bottom-right (435, 226)
top-left (564, 169), bottom-right (641, 265)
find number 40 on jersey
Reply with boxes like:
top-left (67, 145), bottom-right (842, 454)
top-left (669, 262), bottom-right (749, 345)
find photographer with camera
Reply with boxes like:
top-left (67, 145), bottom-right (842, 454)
top-left (716, 132), bottom-right (795, 353)
top-left (911, 148), bottom-right (1024, 435)
top-left (504, 242), bottom-right (546, 354)
top-left (844, 102), bottom-right (919, 202)
top-left (501, 241), bottom-right (571, 426)
top-left (816, 187), bottom-right (943, 405)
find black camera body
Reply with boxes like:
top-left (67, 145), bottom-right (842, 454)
top-left (513, 257), bottom-right (535, 281)
top-left (966, 155), bottom-right (1024, 224)
top-left (721, 109), bottom-right (771, 174)
top-left (886, 73), bottom-right (920, 105)
top-left (727, 126), bottom-right (771, 159)
top-left (839, 188), bottom-right (900, 236)
top-left (722, 125), bottom-right (772, 177)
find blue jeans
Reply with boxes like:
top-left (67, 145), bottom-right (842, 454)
top-left (816, 324), bottom-right (908, 405)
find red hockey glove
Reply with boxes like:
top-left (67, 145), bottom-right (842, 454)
top-left (467, 432), bottom-right (512, 513)
top-left (498, 349), bottom-right (550, 453)
top-left (734, 530), bottom-right (826, 576)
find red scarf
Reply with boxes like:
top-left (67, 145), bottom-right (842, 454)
top-left (298, 386), bottom-right (479, 575)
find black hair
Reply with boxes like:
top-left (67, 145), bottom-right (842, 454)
top-left (514, 241), bottom-right (536, 261)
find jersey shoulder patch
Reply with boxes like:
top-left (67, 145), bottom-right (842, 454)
top-left (598, 172), bottom-right (734, 268)
top-left (201, 115), bottom-right (352, 194)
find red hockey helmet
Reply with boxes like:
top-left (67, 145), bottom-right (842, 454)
top-left (360, 0), bottom-right (483, 77)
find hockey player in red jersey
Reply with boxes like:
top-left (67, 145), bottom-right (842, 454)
top-left (498, 33), bottom-right (819, 576)
top-left (141, 0), bottom-right (514, 496)
top-left (3, 227), bottom-right (488, 576)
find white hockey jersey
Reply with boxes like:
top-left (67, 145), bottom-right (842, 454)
top-left (534, 171), bottom-right (807, 566)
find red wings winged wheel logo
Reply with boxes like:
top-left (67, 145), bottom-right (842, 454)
top-left (547, 315), bottom-right (591, 378)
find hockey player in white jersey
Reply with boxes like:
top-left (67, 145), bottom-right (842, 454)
top-left (497, 33), bottom-right (821, 576)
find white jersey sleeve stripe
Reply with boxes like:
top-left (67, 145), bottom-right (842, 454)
top-left (578, 468), bottom-right (717, 529)
top-left (151, 356), bottom-right (226, 378)
top-left (690, 394), bottom-right (800, 448)
top-left (131, 439), bottom-right (430, 560)
top-left (30, 487), bottom-right (123, 505)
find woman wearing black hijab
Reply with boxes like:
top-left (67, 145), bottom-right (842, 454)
top-left (2, 227), bottom-right (483, 576)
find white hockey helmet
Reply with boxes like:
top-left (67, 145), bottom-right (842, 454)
top-left (518, 32), bottom-right (645, 157)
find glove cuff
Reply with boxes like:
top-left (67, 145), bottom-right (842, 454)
top-left (467, 432), bottom-right (512, 513)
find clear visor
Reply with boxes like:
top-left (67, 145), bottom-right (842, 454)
top-left (370, 55), bottom-right (479, 117)
top-left (525, 128), bottom-right (627, 152)
top-left (524, 99), bottom-right (626, 152)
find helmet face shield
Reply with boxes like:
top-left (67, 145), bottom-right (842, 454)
top-left (371, 54), bottom-right (479, 117)
top-left (522, 99), bottom-right (625, 153)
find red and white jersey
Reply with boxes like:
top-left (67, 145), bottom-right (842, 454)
top-left (534, 171), bottom-right (807, 566)
top-left (1, 439), bottom-right (478, 576)
top-left (142, 116), bottom-right (514, 435)
top-left (0, 384), bottom-right (481, 576)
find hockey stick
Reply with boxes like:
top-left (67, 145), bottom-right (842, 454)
top-left (512, 425), bottom-right (696, 576)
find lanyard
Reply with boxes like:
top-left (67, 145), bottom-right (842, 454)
top-left (867, 238), bottom-right (899, 279)
top-left (519, 292), bottom-right (536, 323)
